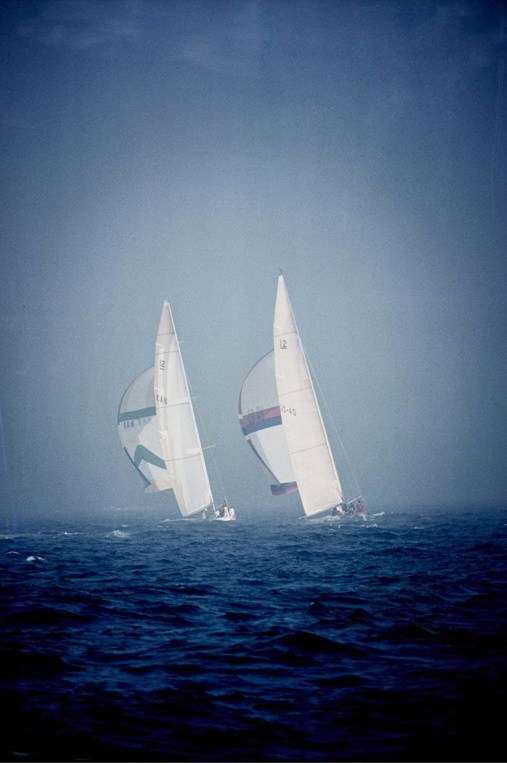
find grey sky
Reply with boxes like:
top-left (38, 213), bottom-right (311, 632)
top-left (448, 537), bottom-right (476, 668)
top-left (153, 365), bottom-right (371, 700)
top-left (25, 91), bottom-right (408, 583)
top-left (1, 0), bottom-right (506, 517)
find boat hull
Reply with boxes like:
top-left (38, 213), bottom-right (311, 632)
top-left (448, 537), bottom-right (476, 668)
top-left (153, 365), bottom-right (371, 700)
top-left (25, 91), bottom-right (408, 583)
top-left (304, 502), bottom-right (367, 520)
top-left (186, 505), bottom-right (236, 521)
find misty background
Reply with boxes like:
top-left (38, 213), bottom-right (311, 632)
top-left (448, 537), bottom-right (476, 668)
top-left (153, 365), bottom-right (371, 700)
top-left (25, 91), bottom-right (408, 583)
top-left (1, 0), bottom-right (506, 520)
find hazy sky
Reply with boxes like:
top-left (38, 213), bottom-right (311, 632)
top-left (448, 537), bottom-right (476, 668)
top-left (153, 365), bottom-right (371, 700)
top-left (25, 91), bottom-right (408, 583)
top-left (1, 0), bottom-right (506, 517)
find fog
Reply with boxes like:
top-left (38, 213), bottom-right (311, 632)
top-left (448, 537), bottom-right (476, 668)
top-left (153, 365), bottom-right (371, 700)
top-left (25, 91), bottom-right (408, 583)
top-left (1, 1), bottom-right (506, 521)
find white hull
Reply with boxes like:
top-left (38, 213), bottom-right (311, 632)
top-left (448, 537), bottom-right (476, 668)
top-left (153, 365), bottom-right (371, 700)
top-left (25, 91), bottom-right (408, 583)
top-left (302, 494), bottom-right (368, 520)
top-left (214, 506), bottom-right (236, 521)
top-left (190, 505), bottom-right (236, 521)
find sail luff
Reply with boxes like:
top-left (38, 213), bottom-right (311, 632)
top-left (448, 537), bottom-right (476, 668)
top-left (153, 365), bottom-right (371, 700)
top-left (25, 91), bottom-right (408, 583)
top-left (154, 301), bottom-right (214, 517)
top-left (273, 275), bottom-right (344, 516)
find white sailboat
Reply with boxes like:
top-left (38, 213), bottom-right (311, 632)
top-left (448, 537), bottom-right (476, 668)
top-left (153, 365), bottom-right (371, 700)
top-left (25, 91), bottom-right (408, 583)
top-left (154, 301), bottom-right (235, 521)
top-left (273, 273), bottom-right (366, 519)
top-left (238, 348), bottom-right (366, 518)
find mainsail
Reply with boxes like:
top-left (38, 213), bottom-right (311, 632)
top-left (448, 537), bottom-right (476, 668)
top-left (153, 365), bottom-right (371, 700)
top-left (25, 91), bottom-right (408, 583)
top-left (154, 301), bottom-right (214, 518)
top-left (117, 366), bottom-right (171, 493)
top-left (273, 274), bottom-right (344, 517)
top-left (238, 351), bottom-right (297, 495)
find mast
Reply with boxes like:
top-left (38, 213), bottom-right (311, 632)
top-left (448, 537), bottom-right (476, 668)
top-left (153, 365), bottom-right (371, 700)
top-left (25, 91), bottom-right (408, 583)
top-left (154, 301), bottom-right (214, 517)
top-left (273, 274), bottom-right (344, 516)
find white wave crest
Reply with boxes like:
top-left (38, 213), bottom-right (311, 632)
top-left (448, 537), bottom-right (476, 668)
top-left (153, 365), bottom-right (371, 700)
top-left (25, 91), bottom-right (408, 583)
top-left (108, 529), bottom-right (130, 539)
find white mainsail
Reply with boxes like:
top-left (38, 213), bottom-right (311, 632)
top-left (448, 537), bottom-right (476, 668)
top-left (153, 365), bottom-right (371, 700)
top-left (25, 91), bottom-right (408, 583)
top-left (273, 274), bottom-right (344, 517)
top-left (154, 301), bottom-right (214, 518)
top-left (117, 366), bottom-right (172, 493)
top-left (238, 351), bottom-right (297, 496)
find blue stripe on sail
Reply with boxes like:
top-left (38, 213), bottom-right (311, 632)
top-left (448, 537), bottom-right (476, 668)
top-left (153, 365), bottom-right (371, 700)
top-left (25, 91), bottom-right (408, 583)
top-left (123, 448), bottom-right (152, 488)
top-left (118, 406), bottom-right (156, 423)
top-left (241, 415), bottom-right (282, 436)
top-left (271, 481), bottom-right (298, 496)
top-left (133, 445), bottom-right (166, 470)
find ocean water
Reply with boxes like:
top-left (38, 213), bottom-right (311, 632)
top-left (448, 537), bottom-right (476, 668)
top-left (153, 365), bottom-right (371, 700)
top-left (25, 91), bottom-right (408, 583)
top-left (1, 506), bottom-right (506, 762)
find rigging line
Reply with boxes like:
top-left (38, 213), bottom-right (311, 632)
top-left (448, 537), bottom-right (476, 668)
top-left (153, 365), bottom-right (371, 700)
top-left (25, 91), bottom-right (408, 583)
top-left (188, 378), bottom-right (229, 507)
top-left (306, 351), bottom-right (362, 500)
top-left (281, 271), bottom-right (362, 500)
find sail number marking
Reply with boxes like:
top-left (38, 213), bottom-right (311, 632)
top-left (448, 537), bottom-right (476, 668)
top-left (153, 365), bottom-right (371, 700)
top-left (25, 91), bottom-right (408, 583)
top-left (279, 339), bottom-right (288, 350)
top-left (281, 405), bottom-right (296, 417)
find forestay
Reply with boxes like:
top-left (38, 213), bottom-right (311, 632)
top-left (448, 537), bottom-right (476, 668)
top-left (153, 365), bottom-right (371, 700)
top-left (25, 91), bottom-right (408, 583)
top-left (117, 366), bottom-right (171, 493)
top-left (154, 301), bottom-right (214, 518)
top-left (273, 274), bottom-right (344, 517)
top-left (238, 351), bottom-right (297, 495)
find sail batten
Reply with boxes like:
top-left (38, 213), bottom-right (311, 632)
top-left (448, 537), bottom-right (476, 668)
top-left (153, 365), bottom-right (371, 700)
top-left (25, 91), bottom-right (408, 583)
top-left (288, 442), bottom-right (328, 456)
top-left (273, 274), bottom-right (343, 517)
top-left (156, 398), bottom-right (191, 408)
top-left (278, 386), bottom-right (311, 397)
top-left (164, 454), bottom-right (207, 464)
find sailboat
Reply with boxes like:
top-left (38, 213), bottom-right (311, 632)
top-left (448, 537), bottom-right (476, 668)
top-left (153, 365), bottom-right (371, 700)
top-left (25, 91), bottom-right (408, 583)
top-left (154, 301), bottom-right (235, 521)
top-left (239, 274), bottom-right (366, 520)
top-left (274, 273), bottom-right (366, 518)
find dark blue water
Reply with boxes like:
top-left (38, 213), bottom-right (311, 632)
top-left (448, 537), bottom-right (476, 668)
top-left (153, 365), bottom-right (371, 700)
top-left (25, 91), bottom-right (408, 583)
top-left (1, 507), bottom-right (506, 761)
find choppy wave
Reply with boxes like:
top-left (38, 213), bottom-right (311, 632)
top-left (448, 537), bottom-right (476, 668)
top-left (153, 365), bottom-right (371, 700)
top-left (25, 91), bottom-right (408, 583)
top-left (107, 529), bottom-right (131, 539)
top-left (1, 507), bottom-right (506, 761)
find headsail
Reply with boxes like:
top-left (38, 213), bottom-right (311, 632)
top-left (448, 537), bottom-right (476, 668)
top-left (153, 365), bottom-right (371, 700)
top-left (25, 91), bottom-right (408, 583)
top-left (154, 301), bottom-right (214, 518)
top-left (238, 351), bottom-right (297, 496)
top-left (117, 366), bottom-right (171, 493)
top-left (273, 274), bottom-right (344, 517)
